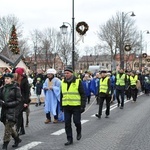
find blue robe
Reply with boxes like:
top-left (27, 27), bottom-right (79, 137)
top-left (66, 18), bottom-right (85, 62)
top-left (43, 77), bottom-right (61, 116)
top-left (90, 78), bottom-right (100, 96)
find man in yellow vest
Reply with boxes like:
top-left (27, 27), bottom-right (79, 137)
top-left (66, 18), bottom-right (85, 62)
top-left (95, 70), bottom-right (111, 118)
top-left (129, 71), bottom-right (138, 102)
top-left (115, 68), bottom-right (127, 109)
top-left (60, 66), bottom-right (86, 146)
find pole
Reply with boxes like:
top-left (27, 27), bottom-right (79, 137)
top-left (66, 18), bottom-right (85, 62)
top-left (140, 31), bottom-right (143, 72)
top-left (72, 0), bottom-right (75, 71)
top-left (120, 12), bottom-right (125, 69)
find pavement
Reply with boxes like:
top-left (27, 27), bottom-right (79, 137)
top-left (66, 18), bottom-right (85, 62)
top-left (30, 88), bottom-right (45, 104)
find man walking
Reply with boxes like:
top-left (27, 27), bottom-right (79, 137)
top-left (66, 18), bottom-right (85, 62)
top-left (60, 66), bottom-right (86, 146)
top-left (115, 68), bottom-right (127, 109)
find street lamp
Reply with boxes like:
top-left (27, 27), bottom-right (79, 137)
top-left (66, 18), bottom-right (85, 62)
top-left (60, 0), bottom-right (75, 71)
top-left (139, 30), bottom-right (149, 72)
top-left (120, 11), bottom-right (135, 69)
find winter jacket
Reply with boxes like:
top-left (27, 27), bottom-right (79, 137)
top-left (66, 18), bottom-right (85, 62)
top-left (0, 83), bottom-right (21, 123)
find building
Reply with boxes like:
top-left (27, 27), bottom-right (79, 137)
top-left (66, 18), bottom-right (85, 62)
top-left (24, 52), bottom-right (64, 72)
top-left (78, 53), bottom-right (150, 72)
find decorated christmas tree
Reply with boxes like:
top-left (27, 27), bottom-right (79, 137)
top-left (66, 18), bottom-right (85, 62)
top-left (9, 25), bottom-right (20, 54)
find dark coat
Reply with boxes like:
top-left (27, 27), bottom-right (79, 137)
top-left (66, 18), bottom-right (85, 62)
top-left (35, 82), bottom-right (43, 95)
top-left (18, 75), bottom-right (30, 112)
top-left (0, 84), bottom-right (21, 123)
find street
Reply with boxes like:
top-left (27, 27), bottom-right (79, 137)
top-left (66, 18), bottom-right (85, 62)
top-left (0, 93), bottom-right (150, 150)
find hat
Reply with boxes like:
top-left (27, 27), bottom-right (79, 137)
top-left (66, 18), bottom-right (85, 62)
top-left (37, 77), bottom-right (41, 81)
top-left (64, 66), bottom-right (73, 73)
top-left (3, 73), bottom-right (14, 78)
top-left (100, 70), bottom-right (107, 74)
top-left (46, 68), bottom-right (57, 74)
top-left (15, 67), bottom-right (24, 76)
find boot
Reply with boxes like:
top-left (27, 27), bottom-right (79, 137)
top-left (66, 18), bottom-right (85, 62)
top-left (12, 136), bottom-right (22, 147)
top-left (44, 119), bottom-right (51, 124)
top-left (2, 141), bottom-right (9, 150)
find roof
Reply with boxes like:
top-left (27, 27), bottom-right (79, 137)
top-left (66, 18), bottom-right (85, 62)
top-left (0, 45), bottom-right (23, 67)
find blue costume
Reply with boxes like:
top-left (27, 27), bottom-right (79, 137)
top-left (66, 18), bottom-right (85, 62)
top-left (82, 79), bottom-right (91, 104)
top-left (43, 77), bottom-right (64, 121)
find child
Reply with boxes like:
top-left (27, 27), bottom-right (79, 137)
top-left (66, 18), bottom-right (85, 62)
top-left (0, 73), bottom-right (22, 149)
top-left (35, 77), bottom-right (43, 106)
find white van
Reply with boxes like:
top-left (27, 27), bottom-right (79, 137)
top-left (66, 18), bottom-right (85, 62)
top-left (88, 65), bottom-right (105, 73)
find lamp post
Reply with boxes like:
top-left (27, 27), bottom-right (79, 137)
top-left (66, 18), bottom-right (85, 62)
top-left (120, 11), bottom-right (135, 69)
top-left (60, 0), bottom-right (75, 71)
top-left (139, 30), bottom-right (150, 72)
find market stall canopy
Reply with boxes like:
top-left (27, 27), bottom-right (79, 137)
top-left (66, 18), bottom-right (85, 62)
top-left (0, 45), bottom-right (23, 67)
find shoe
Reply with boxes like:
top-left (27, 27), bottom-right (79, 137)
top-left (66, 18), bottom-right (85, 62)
top-left (64, 140), bottom-right (73, 146)
top-left (35, 103), bottom-right (38, 107)
top-left (39, 102), bottom-right (41, 105)
top-left (117, 103), bottom-right (120, 107)
top-left (95, 114), bottom-right (101, 119)
top-left (120, 106), bottom-right (123, 109)
top-left (105, 115), bottom-right (109, 118)
top-left (53, 119), bottom-right (58, 123)
top-left (44, 119), bottom-right (51, 124)
top-left (12, 137), bottom-right (22, 147)
top-left (2, 141), bottom-right (9, 149)
top-left (77, 133), bottom-right (82, 140)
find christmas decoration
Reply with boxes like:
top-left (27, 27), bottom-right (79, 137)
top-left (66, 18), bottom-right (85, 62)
top-left (147, 59), bottom-right (150, 62)
top-left (142, 53), bottom-right (147, 58)
top-left (9, 25), bottom-right (20, 54)
top-left (76, 21), bottom-right (89, 35)
top-left (124, 44), bottom-right (131, 52)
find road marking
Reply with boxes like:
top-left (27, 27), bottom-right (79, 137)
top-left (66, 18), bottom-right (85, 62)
top-left (91, 92), bottom-right (144, 117)
top-left (51, 129), bottom-right (65, 135)
top-left (51, 120), bottom-right (89, 135)
top-left (15, 141), bottom-right (42, 150)
top-left (91, 99), bottom-right (131, 117)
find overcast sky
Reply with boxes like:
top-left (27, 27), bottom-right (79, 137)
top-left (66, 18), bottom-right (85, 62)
top-left (1, 0), bottom-right (150, 54)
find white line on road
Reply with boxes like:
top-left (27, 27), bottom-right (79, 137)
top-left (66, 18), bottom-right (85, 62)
top-left (15, 141), bottom-right (43, 150)
top-left (91, 99), bottom-right (131, 117)
top-left (51, 120), bottom-right (89, 135)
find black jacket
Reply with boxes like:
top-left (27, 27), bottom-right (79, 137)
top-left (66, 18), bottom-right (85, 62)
top-left (0, 83), bottom-right (21, 123)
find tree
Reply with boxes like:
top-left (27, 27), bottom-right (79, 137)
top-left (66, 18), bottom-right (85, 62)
top-left (0, 14), bottom-right (23, 51)
top-left (97, 12), bottom-right (140, 68)
top-left (9, 25), bottom-right (20, 54)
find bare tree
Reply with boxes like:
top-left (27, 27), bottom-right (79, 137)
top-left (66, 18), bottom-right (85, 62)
top-left (97, 12), bottom-right (140, 65)
top-left (59, 33), bottom-right (72, 66)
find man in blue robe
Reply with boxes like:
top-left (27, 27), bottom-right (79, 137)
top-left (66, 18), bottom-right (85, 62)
top-left (43, 68), bottom-right (61, 123)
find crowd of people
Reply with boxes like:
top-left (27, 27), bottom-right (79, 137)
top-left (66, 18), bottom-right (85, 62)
top-left (0, 66), bottom-right (150, 149)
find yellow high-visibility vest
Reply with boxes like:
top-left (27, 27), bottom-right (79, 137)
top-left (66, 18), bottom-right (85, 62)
top-left (61, 79), bottom-right (81, 106)
top-left (130, 75), bottom-right (138, 85)
top-left (99, 77), bottom-right (110, 94)
top-left (116, 74), bottom-right (126, 86)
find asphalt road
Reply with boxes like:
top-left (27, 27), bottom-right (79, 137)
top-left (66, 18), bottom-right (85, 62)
top-left (0, 93), bottom-right (150, 150)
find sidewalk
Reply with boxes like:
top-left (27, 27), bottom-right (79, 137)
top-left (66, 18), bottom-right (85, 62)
top-left (30, 88), bottom-right (45, 104)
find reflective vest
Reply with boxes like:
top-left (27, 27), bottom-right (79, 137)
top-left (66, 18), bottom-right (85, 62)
top-left (99, 77), bottom-right (110, 94)
top-left (61, 79), bottom-right (81, 106)
top-left (130, 75), bottom-right (138, 85)
top-left (116, 74), bottom-right (126, 86)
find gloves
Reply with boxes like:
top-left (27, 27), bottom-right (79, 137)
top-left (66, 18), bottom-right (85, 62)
top-left (80, 107), bottom-right (85, 113)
